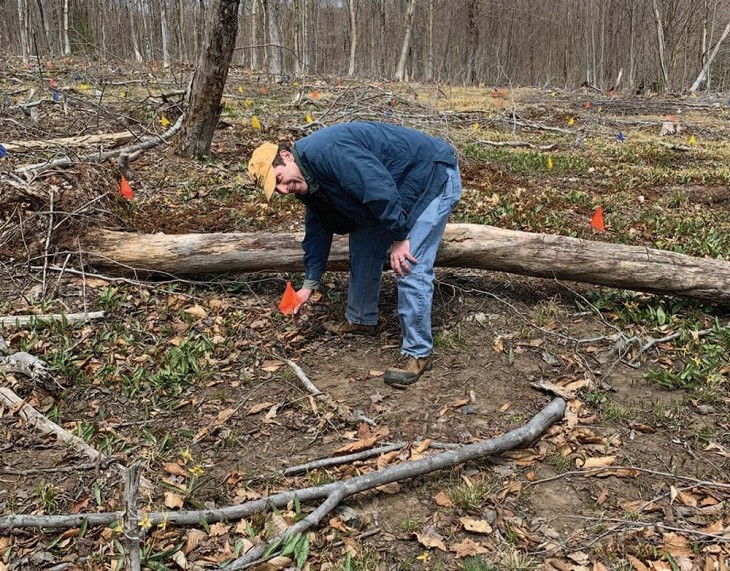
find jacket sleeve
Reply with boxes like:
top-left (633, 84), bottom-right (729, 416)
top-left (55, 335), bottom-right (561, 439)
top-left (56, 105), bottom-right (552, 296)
top-left (314, 142), bottom-right (409, 240)
top-left (301, 205), bottom-right (333, 289)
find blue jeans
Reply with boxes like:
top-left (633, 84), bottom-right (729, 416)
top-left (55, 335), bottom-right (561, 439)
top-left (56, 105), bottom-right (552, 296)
top-left (345, 165), bottom-right (463, 357)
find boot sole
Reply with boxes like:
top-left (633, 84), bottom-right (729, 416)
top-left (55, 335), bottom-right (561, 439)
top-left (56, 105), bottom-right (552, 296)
top-left (323, 327), bottom-right (378, 337)
top-left (383, 361), bottom-right (433, 387)
top-left (323, 323), bottom-right (378, 336)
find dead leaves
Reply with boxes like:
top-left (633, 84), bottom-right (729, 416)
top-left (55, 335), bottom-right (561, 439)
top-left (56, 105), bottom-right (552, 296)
top-left (335, 436), bottom-right (378, 455)
top-left (414, 529), bottom-right (447, 552)
top-left (164, 491), bottom-right (185, 509)
top-left (184, 304), bottom-right (208, 319)
top-left (414, 526), bottom-right (492, 558)
top-left (162, 462), bottom-right (188, 477)
top-left (450, 537), bottom-right (489, 557)
top-left (434, 490), bottom-right (454, 507)
top-left (335, 425), bottom-right (390, 455)
top-left (576, 455), bottom-right (616, 469)
top-left (246, 401), bottom-right (276, 415)
top-left (460, 516), bottom-right (493, 534)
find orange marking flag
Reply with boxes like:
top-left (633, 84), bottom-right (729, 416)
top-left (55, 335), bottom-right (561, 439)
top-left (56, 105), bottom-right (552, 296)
top-left (279, 281), bottom-right (299, 315)
top-left (591, 206), bottom-right (605, 232)
top-left (120, 175), bottom-right (134, 200)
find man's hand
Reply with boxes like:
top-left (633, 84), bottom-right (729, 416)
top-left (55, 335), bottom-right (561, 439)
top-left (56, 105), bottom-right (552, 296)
top-left (389, 239), bottom-right (418, 278)
top-left (293, 287), bottom-right (313, 314)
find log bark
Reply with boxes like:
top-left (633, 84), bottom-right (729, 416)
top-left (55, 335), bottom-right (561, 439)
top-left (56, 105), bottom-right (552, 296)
top-left (79, 225), bottom-right (730, 305)
top-left (2, 133), bottom-right (135, 153)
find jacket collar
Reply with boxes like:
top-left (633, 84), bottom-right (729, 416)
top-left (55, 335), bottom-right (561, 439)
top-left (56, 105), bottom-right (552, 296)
top-left (291, 147), bottom-right (320, 194)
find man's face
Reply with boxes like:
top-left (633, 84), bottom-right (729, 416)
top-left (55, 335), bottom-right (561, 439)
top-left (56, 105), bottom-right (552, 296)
top-left (274, 150), bottom-right (308, 196)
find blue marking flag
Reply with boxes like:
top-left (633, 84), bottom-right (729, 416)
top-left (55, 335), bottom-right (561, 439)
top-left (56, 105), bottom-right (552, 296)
top-left (53, 90), bottom-right (60, 102)
top-left (0, 145), bottom-right (7, 158)
top-left (617, 131), bottom-right (625, 142)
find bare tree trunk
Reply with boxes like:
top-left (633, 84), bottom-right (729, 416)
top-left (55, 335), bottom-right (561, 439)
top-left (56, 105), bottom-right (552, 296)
top-left (194, 0), bottom-right (208, 61)
top-left (36, 0), bottom-right (52, 55)
top-left (424, 0), bottom-right (434, 81)
top-left (689, 18), bottom-right (730, 92)
top-left (379, 0), bottom-right (386, 74)
top-left (80, 225), bottom-right (730, 305)
top-left (466, 0), bottom-right (480, 84)
top-left (394, 0), bottom-right (416, 81)
top-left (250, 0), bottom-right (258, 69)
top-left (701, 0), bottom-right (709, 72)
top-left (177, 0), bottom-right (186, 61)
top-left (17, 0), bottom-right (30, 62)
top-left (652, 0), bottom-right (670, 89)
top-left (265, 0), bottom-right (282, 77)
top-left (302, 0), bottom-right (310, 71)
top-left (128, 0), bottom-right (144, 62)
top-left (293, 0), bottom-right (309, 73)
top-left (141, 0), bottom-right (153, 60)
top-left (628, 0), bottom-right (636, 89)
top-left (590, 0), bottom-right (597, 85)
top-left (160, 0), bottom-right (170, 66)
top-left (705, 0), bottom-right (720, 90)
top-left (100, 6), bottom-right (107, 54)
top-left (347, 0), bottom-right (357, 76)
top-left (62, 0), bottom-right (71, 55)
top-left (177, 0), bottom-right (241, 158)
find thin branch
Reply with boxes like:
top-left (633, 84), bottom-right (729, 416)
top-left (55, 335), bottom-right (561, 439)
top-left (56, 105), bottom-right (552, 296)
top-left (524, 465), bottom-right (730, 490)
top-left (0, 311), bottom-right (105, 326)
top-left (282, 440), bottom-right (461, 476)
top-left (281, 357), bottom-right (322, 396)
top-left (122, 463), bottom-right (143, 571)
top-left (41, 188), bottom-right (55, 297)
top-left (559, 514), bottom-right (730, 541)
top-left (478, 140), bottom-right (557, 151)
top-left (279, 356), bottom-right (376, 425)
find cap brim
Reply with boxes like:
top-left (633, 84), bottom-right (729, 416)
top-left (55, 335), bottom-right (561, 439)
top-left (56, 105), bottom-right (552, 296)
top-left (262, 168), bottom-right (276, 201)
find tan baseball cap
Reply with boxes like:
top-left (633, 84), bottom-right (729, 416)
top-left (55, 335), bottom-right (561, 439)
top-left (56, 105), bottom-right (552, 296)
top-left (247, 142), bottom-right (278, 200)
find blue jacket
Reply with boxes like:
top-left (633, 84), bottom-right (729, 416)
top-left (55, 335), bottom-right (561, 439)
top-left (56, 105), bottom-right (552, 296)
top-left (293, 122), bottom-right (457, 288)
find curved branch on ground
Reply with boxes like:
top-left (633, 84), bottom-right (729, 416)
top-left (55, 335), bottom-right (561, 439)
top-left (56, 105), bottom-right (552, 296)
top-left (0, 398), bottom-right (566, 536)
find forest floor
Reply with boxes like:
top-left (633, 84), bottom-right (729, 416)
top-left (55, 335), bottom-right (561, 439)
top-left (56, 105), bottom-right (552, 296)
top-left (1, 58), bottom-right (729, 571)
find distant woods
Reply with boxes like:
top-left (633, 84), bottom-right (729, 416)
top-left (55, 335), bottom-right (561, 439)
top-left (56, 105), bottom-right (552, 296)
top-left (2, 0), bottom-right (730, 92)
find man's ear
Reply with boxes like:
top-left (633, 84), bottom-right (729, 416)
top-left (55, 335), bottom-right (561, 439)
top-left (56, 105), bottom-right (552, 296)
top-left (279, 149), bottom-right (294, 162)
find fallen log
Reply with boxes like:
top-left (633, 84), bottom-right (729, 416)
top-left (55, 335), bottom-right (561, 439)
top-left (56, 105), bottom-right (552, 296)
top-left (2, 132), bottom-right (135, 153)
top-left (79, 224), bottom-right (730, 304)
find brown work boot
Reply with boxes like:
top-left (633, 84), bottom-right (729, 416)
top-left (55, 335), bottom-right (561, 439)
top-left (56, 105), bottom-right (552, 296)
top-left (323, 320), bottom-right (378, 336)
top-left (383, 355), bottom-right (434, 386)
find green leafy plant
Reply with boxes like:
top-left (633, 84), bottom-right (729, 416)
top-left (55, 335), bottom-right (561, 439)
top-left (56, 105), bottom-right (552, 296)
top-left (450, 480), bottom-right (493, 512)
top-left (34, 480), bottom-right (60, 512)
top-left (645, 320), bottom-right (730, 391)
